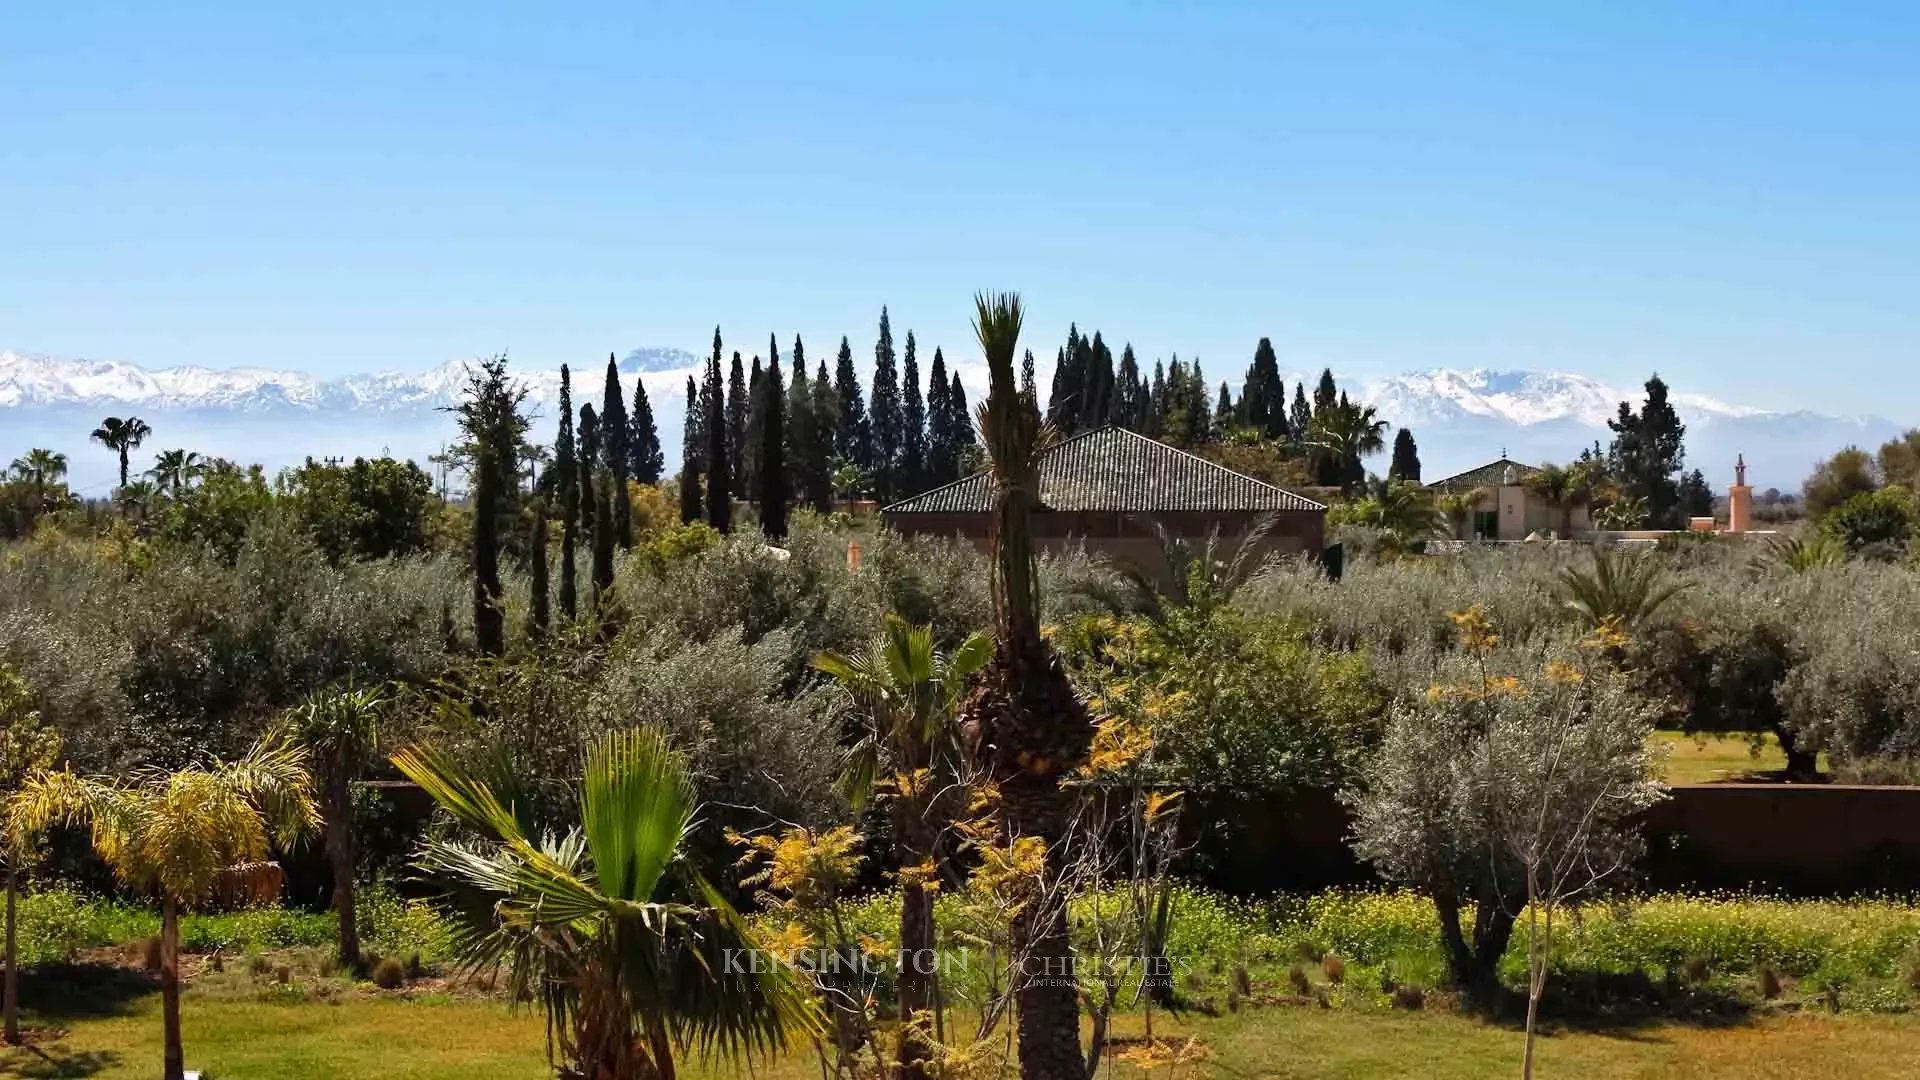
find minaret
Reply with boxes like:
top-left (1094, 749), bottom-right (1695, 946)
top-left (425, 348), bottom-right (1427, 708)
top-left (1728, 453), bottom-right (1752, 533)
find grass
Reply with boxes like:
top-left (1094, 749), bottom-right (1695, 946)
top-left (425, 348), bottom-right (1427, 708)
top-left (5, 987), bottom-right (1920, 1079)
top-left (1651, 731), bottom-right (1830, 784)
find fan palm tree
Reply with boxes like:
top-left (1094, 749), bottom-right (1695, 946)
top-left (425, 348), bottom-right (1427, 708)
top-left (89, 416), bottom-right (152, 490)
top-left (275, 683), bottom-right (388, 969)
top-left (956, 291), bottom-right (1095, 1079)
top-left (814, 616), bottom-right (991, 1074)
top-left (1307, 400), bottom-right (1388, 492)
top-left (1525, 464), bottom-right (1591, 538)
top-left (7, 450), bottom-right (68, 513)
top-left (13, 740), bottom-right (317, 1080)
top-left (1557, 547), bottom-right (1690, 630)
top-left (147, 449), bottom-right (206, 494)
top-left (393, 727), bottom-right (815, 1080)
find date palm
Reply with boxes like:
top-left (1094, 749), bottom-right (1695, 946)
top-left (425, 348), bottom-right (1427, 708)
top-left (1526, 464), bottom-right (1589, 538)
top-left (814, 616), bottom-right (990, 1074)
top-left (1558, 547), bottom-right (1690, 630)
top-left (394, 727), bottom-right (815, 1080)
top-left (89, 416), bottom-right (152, 490)
top-left (0, 666), bottom-right (60, 1046)
top-left (13, 740), bottom-right (317, 1080)
top-left (955, 291), bottom-right (1095, 1080)
top-left (276, 683), bottom-right (387, 969)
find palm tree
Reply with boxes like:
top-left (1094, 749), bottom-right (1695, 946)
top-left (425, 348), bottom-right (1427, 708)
top-left (1557, 547), bottom-right (1690, 630)
top-left (1757, 531), bottom-right (1847, 573)
top-left (814, 616), bottom-right (990, 1073)
top-left (955, 291), bottom-right (1095, 1079)
top-left (89, 416), bottom-right (152, 491)
top-left (1352, 476), bottom-right (1439, 542)
top-left (276, 684), bottom-right (387, 969)
top-left (147, 449), bottom-right (206, 494)
top-left (1105, 512), bottom-right (1282, 620)
top-left (7, 450), bottom-right (68, 512)
top-left (1434, 487), bottom-right (1484, 540)
top-left (1307, 400), bottom-right (1388, 491)
top-left (14, 740), bottom-right (317, 1080)
top-left (1525, 464), bottom-right (1589, 538)
top-left (394, 728), bottom-right (815, 1080)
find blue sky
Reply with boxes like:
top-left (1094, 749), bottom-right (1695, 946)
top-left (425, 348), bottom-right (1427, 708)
top-left (4, 3), bottom-right (1918, 415)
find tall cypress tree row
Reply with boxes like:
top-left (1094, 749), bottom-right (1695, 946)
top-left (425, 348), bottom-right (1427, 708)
top-left (811, 360), bottom-right (838, 511)
top-left (758, 351), bottom-right (789, 538)
top-left (742, 352), bottom-right (767, 499)
top-left (704, 354), bottom-right (732, 532)
top-left (1389, 427), bottom-right (1422, 483)
top-left (901, 330), bottom-right (927, 494)
top-left (726, 351), bottom-right (748, 490)
top-left (833, 335), bottom-right (870, 474)
top-left (629, 375), bottom-right (663, 485)
top-left (601, 354), bottom-right (634, 548)
top-left (926, 347), bottom-right (953, 485)
top-left (869, 307), bottom-right (904, 501)
top-left (679, 376), bottom-right (703, 523)
top-left (555, 363), bottom-right (579, 620)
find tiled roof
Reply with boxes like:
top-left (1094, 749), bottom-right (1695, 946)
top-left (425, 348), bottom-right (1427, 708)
top-left (883, 426), bottom-right (1325, 514)
top-left (1425, 457), bottom-right (1540, 490)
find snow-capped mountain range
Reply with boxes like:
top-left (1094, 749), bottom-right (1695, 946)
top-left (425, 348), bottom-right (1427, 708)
top-left (1, 350), bottom-right (1900, 494)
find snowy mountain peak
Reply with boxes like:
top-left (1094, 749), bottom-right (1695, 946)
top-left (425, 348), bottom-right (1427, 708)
top-left (1362, 368), bottom-right (1763, 429)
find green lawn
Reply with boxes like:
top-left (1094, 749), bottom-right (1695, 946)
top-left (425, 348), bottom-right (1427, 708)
top-left (1651, 731), bottom-right (1827, 784)
top-left (6, 979), bottom-right (1920, 1079)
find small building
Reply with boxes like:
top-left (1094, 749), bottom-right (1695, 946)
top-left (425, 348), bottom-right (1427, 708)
top-left (882, 426), bottom-right (1326, 582)
top-left (1425, 455), bottom-right (1591, 541)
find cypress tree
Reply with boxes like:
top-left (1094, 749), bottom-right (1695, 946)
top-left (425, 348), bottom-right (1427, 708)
top-left (471, 440), bottom-right (504, 655)
top-left (811, 360), bottom-right (838, 511)
top-left (555, 364), bottom-right (579, 620)
top-left (1289, 383), bottom-right (1313, 446)
top-left (948, 372), bottom-right (972, 470)
top-left (742, 352), bottom-right (767, 499)
top-left (833, 336), bottom-right (870, 473)
top-left (629, 374), bottom-right (663, 485)
top-left (602, 354), bottom-right (634, 548)
top-left (786, 341), bottom-right (817, 517)
top-left (679, 376), bottom-right (703, 523)
top-left (1115, 345), bottom-right (1143, 429)
top-left (926, 347), bottom-right (953, 485)
top-left (704, 355), bottom-right (732, 532)
top-left (1048, 326), bottom-right (1082, 431)
top-left (1217, 383), bottom-right (1234, 434)
top-left (758, 351), bottom-right (789, 538)
top-left (591, 470), bottom-right (616, 630)
top-left (901, 331), bottom-right (927, 493)
top-left (1608, 374), bottom-right (1688, 528)
top-left (1148, 360), bottom-right (1166, 437)
top-left (1314, 368), bottom-right (1338, 415)
top-left (527, 502), bottom-right (550, 638)
top-left (1021, 349), bottom-right (1037, 403)
top-left (1244, 337), bottom-right (1286, 438)
top-left (870, 307), bottom-right (903, 500)
top-left (1389, 428), bottom-right (1422, 483)
top-left (726, 350), bottom-right (748, 488)
top-left (1081, 331), bottom-right (1114, 429)
top-left (1187, 361), bottom-right (1213, 444)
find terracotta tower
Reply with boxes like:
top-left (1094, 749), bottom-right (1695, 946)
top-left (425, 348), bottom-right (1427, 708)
top-left (1727, 453), bottom-right (1752, 533)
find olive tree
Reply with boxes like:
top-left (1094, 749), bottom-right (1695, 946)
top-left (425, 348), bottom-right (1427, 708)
top-left (1347, 609), bottom-right (1665, 1050)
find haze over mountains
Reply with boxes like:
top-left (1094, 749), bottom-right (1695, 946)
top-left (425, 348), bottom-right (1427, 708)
top-left (1, 348), bottom-right (1898, 495)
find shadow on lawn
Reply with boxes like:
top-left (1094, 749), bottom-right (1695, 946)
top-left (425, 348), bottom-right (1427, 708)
top-left (2, 1046), bottom-right (124, 1079)
top-left (1476, 970), bottom-right (1755, 1037)
top-left (21, 963), bottom-right (156, 1020)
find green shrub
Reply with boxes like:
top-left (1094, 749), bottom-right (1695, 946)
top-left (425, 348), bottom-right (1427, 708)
top-left (371, 956), bottom-right (407, 990)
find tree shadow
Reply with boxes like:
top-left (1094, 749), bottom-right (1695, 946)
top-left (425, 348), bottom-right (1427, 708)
top-left (19, 963), bottom-right (157, 1020)
top-left (1468, 969), bottom-right (1755, 1036)
top-left (4, 1045), bottom-right (124, 1079)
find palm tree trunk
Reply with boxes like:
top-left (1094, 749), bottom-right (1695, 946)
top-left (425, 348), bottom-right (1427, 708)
top-left (896, 876), bottom-right (936, 1076)
top-left (118, 446), bottom-right (129, 490)
top-left (4, 867), bottom-right (19, 1046)
top-left (326, 771), bottom-right (359, 969)
top-left (1003, 780), bottom-right (1083, 1080)
top-left (162, 896), bottom-right (184, 1080)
